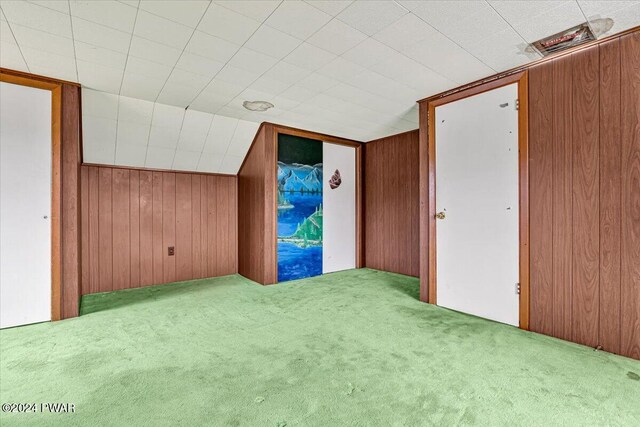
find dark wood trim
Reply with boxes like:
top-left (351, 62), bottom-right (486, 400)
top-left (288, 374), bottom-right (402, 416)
top-left (82, 162), bottom-right (236, 178)
top-left (1, 67), bottom-right (81, 88)
top-left (0, 72), bottom-right (63, 321)
top-left (424, 72), bottom-right (530, 329)
top-left (418, 26), bottom-right (640, 105)
top-left (270, 122), bottom-right (362, 147)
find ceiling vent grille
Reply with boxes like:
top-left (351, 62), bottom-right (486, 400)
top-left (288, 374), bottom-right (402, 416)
top-left (529, 22), bottom-right (599, 56)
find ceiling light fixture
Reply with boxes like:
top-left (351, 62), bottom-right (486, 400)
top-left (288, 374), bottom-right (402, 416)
top-left (243, 100), bottom-right (274, 112)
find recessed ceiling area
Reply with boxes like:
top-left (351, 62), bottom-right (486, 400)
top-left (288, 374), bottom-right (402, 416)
top-left (1, 0), bottom-right (638, 173)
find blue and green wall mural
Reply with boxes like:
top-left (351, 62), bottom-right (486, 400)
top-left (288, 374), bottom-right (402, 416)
top-left (277, 134), bottom-right (323, 282)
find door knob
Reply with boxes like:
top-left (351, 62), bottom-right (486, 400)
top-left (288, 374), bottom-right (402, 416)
top-left (435, 212), bottom-right (445, 220)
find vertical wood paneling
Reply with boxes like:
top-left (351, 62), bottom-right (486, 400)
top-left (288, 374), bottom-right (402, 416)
top-left (139, 171), bottom-right (153, 286)
top-left (571, 47), bottom-right (600, 348)
top-left (364, 131), bottom-right (419, 277)
top-left (620, 32), bottom-right (640, 359)
top-left (80, 166), bottom-right (89, 296)
top-left (528, 62), bottom-right (554, 336)
top-left (599, 38), bottom-right (622, 354)
top-left (81, 166), bottom-right (237, 294)
top-left (152, 172), bottom-right (163, 284)
top-left (129, 170), bottom-right (140, 288)
top-left (191, 176), bottom-right (202, 278)
top-left (162, 173), bottom-right (176, 283)
top-left (111, 168), bottom-right (130, 291)
top-left (175, 174), bottom-right (192, 281)
top-left (552, 55), bottom-right (574, 341)
top-left (98, 167), bottom-right (113, 293)
top-left (87, 167), bottom-right (100, 294)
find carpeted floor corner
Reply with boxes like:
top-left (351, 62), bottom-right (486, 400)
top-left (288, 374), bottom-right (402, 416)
top-left (1, 268), bottom-right (638, 426)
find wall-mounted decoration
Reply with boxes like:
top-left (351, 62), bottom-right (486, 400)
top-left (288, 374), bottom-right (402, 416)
top-left (277, 134), bottom-right (323, 282)
top-left (329, 169), bottom-right (342, 189)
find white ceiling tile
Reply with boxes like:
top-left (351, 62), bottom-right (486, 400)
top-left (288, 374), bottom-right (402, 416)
top-left (145, 146), bottom-right (176, 169)
top-left (187, 98), bottom-right (226, 115)
top-left (215, 64), bottom-right (262, 87)
top-left (181, 109), bottom-right (213, 135)
top-left (21, 47), bottom-right (77, 81)
top-left (70, 0), bottom-right (137, 33)
top-left (197, 153), bottom-right (223, 173)
top-left (198, 3), bottom-right (261, 45)
top-left (148, 125), bottom-right (181, 149)
top-left (76, 60), bottom-right (123, 92)
top-left (226, 120), bottom-right (259, 156)
top-left (118, 95), bottom-right (155, 124)
top-left (342, 37), bottom-right (397, 68)
top-left (175, 52), bottom-right (225, 77)
top-left (156, 83), bottom-right (201, 108)
top-left (263, 61), bottom-right (308, 85)
top-left (129, 36), bottom-right (183, 66)
top-left (83, 140), bottom-right (116, 164)
top-left (336, 0), bottom-right (407, 36)
top-left (184, 30), bottom-right (240, 63)
top-left (72, 17), bottom-right (132, 53)
top-left (74, 41), bottom-right (127, 69)
top-left (119, 0), bottom-right (141, 7)
top-left (83, 116), bottom-right (117, 149)
top-left (165, 68), bottom-right (210, 91)
top-left (249, 75), bottom-right (291, 96)
top-left (1, 1), bottom-right (72, 37)
top-left (30, 0), bottom-right (70, 14)
top-left (219, 154), bottom-right (245, 174)
top-left (152, 103), bottom-right (185, 129)
top-left (139, 1), bottom-right (210, 27)
top-left (245, 25), bottom-right (303, 60)
top-left (589, 1), bottom-right (640, 36)
top-left (124, 56), bottom-right (173, 81)
top-left (283, 42), bottom-right (337, 71)
top-left (304, 0), bottom-right (353, 17)
top-left (317, 57), bottom-right (366, 85)
top-left (115, 143), bottom-right (147, 167)
top-left (265, 0), bottom-right (332, 39)
top-left (279, 84), bottom-right (318, 103)
top-left (196, 79), bottom-right (245, 103)
top-left (120, 72), bottom-right (165, 102)
top-left (177, 130), bottom-right (208, 152)
top-left (214, 1), bottom-right (281, 22)
top-left (401, 0), bottom-right (511, 50)
top-left (465, 27), bottom-right (541, 71)
top-left (10, 24), bottom-right (75, 57)
top-left (306, 18), bottom-right (367, 55)
top-left (271, 95), bottom-right (302, 111)
top-left (203, 115), bottom-right (238, 154)
top-left (227, 47), bottom-right (279, 75)
top-left (373, 13), bottom-right (439, 52)
top-left (134, 10), bottom-right (193, 49)
top-left (0, 40), bottom-right (29, 71)
top-left (172, 150), bottom-right (202, 170)
top-left (491, 1), bottom-right (585, 42)
top-left (371, 53), bottom-right (454, 95)
top-left (116, 120), bottom-right (150, 146)
top-left (82, 89), bottom-right (119, 120)
top-left (296, 72), bottom-right (339, 92)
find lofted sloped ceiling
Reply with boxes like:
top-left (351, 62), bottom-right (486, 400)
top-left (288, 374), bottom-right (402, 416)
top-left (1, 0), bottom-right (638, 173)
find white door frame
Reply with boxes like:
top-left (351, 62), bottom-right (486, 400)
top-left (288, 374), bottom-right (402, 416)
top-left (426, 71), bottom-right (530, 329)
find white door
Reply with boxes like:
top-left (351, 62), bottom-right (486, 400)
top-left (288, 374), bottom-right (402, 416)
top-left (435, 83), bottom-right (520, 326)
top-left (0, 82), bottom-right (52, 328)
top-left (322, 143), bottom-right (356, 273)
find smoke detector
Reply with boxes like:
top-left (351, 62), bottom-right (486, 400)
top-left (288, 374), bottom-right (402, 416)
top-left (527, 19), bottom-right (612, 57)
top-left (243, 100), bottom-right (274, 112)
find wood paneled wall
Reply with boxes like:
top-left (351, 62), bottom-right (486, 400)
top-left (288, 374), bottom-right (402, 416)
top-left (364, 130), bottom-right (420, 277)
top-left (80, 165), bottom-right (237, 295)
top-left (529, 32), bottom-right (640, 359)
top-left (237, 123), bottom-right (277, 285)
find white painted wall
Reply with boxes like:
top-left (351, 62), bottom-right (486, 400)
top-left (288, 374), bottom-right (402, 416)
top-left (322, 143), bottom-right (356, 274)
top-left (435, 83), bottom-right (520, 326)
top-left (0, 82), bottom-right (52, 328)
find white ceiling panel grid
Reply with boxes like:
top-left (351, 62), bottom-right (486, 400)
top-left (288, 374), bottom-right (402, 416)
top-left (1, 0), bottom-right (637, 174)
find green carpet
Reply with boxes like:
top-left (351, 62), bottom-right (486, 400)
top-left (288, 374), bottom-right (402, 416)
top-left (1, 269), bottom-right (638, 426)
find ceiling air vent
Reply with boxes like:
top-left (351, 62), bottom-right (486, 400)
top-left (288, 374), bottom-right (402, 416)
top-left (528, 20), bottom-right (612, 57)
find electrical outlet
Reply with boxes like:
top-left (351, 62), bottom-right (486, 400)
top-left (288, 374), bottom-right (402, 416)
top-left (168, 246), bottom-right (174, 256)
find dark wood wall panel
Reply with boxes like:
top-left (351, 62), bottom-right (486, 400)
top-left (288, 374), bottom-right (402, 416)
top-left (525, 33), bottom-right (640, 359)
top-left (81, 165), bottom-right (237, 295)
top-left (620, 31), bottom-right (640, 359)
top-left (364, 130), bottom-right (419, 277)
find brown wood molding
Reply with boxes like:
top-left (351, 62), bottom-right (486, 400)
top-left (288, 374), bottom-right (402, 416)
top-left (1, 72), bottom-right (63, 321)
top-left (1, 67), bottom-right (80, 88)
top-left (417, 26), bottom-right (640, 105)
top-left (423, 71), bottom-right (530, 330)
top-left (81, 162), bottom-right (237, 178)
